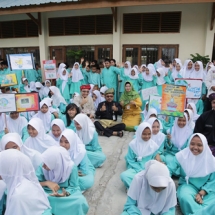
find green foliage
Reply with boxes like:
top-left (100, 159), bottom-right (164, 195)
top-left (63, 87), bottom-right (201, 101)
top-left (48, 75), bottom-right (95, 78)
top-left (66, 49), bottom-right (83, 60)
top-left (190, 53), bottom-right (210, 68)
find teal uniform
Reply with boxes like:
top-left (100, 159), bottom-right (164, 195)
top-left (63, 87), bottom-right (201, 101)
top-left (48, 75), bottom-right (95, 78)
top-left (24, 69), bottom-right (37, 82)
top-left (88, 72), bottom-right (101, 88)
top-left (61, 115), bottom-right (76, 131)
top-left (19, 83), bottom-right (30, 93)
top-left (123, 75), bottom-right (143, 92)
top-left (69, 79), bottom-right (83, 95)
top-left (156, 76), bottom-right (171, 96)
top-left (35, 69), bottom-right (42, 82)
top-left (56, 79), bottom-right (71, 103)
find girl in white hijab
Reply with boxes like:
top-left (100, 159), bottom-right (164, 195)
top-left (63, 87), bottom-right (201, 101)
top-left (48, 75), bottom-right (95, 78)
top-left (35, 82), bottom-right (45, 100)
top-left (92, 90), bottom-right (104, 109)
top-left (0, 149), bottom-right (51, 215)
top-left (36, 146), bottom-right (89, 215)
top-left (74, 113), bottom-right (106, 168)
top-left (43, 80), bottom-right (51, 97)
top-left (120, 122), bottom-right (159, 188)
top-left (144, 108), bottom-right (158, 121)
top-left (49, 119), bottom-right (65, 141)
top-left (187, 102), bottom-right (200, 121)
top-left (25, 118), bottom-right (57, 153)
top-left (170, 62), bottom-right (183, 83)
top-left (183, 59), bottom-right (193, 78)
top-left (59, 129), bottom-right (95, 192)
top-left (168, 133), bottom-right (215, 215)
top-left (154, 59), bottom-right (165, 70)
top-left (122, 160), bottom-right (177, 215)
top-left (184, 109), bottom-right (195, 130)
top-left (20, 78), bottom-right (31, 93)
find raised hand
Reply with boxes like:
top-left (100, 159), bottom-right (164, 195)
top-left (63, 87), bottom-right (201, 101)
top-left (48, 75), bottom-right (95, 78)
top-left (112, 103), bottom-right (118, 112)
top-left (101, 103), bottom-right (106, 111)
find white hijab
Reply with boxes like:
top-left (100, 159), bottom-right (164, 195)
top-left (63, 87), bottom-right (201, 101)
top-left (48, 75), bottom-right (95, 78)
top-left (100, 86), bottom-right (108, 94)
top-left (187, 102), bottom-right (200, 121)
top-left (49, 119), bottom-right (65, 141)
top-left (183, 60), bottom-right (193, 78)
top-left (93, 90), bottom-right (103, 109)
top-left (128, 160), bottom-right (177, 215)
top-left (43, 80), bottom-right (51, 96)
top-left (57, 63), bottom-right (66, 75)
top-left (124, 61), bottom-right (131, 76)
top-left (171, 113), bottom-right (193, 150)
top-left (129, 68), bottom-right (139, 79)
top-left (172, 58), bottom-right (181, 73)
top-left (155, 59), bottom-right (165, 69)
top-left (49, 86), bottom-right (67, 107)
top-left (0, 149), bottom-right (50, 215)
top-left (60, 129), bottom-right (86, 166)
top-left (59, 63), bottom-right (68, 92)
top-left (71, 62), bottom-right (84, 82)
top-left (130, 122), bottom-right (159, 161)
top-left (25, 118), bottom-right (57, 153)
top-left (142, 65), bottom-right (154, 82)
top-left (185, 109), bottom-right (195, 130)
top-left (190, 61), bottom-right (205, 80)
top-left (172, 62), bottom-right (183, 81)
top-left (43, 97), bottom-right (58, 114)
top-left (30, 81), bottom-right (36, 91)
top-left (35, 82), bottom-right (44, 99)
top-left (22, 78), bottom-right (31, 92)
top-left (176, 133), bottom-right (215, 184)
top-left (144, 108), bottom-right (158, 121)
top-left (156, 68), bottom-right (166, 85)
top-left (0, 113), bottom-right (5, 131)
top-left (42, 146), bottom-right (74, 184)
top-left (1, 133), bottom-right (42, 170)
top-left (74, 113), bottom-right (95, 145)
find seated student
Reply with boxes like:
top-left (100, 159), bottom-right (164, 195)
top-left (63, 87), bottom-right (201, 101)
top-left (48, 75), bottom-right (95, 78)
top-left (43, 97), bottom-right (60, 119)
top-left (60, 129), bottom-right (95, 192)
top-left (74, 114), bottom-right (106, 168)
top-left (164, 113), bottom-right (192, 175)
top-left (35, 82), bottom-right (45, 101)
top-left (187, 102), bottom-right (200, 122)
top-left (168, 133), bottom-right (215, 215)
top-left (25, 118), bottom-right (57, 153)
top-left (19, 78), bottom-right (31, 93)
top-left (43, 80), bottom-right (51, 98)
top-left (95, 88), bottom-right (125, 137)
top-left (70, 92), bottom-right (79, 104)
top-left (0, 113), bottom-right (5, 140)
top-left (184, 109), bottom-right (195, 130)
top-left (99, 86), bottom-right (108, 99)
top-left (0, 150), bottom-right (52, 215)
top-left (61, 103), bottom-right (80, 131)
top-left (169, 62), bottom-right (183, 83)
top-left (144, 108), bottom-right (158, 121)
top-left (1, 132), bottom-right (42, 171)
top-left (88, 65), bottom-right (101, 88)
top-left (121, 160), bottom-right (177, 215)
top-left (92, 90), bottom-right (104, 110)
top-left (49, 119), bottom-right (65, 141)
top-left (5, 112), bottom-right (29, 141)
top-left (140, 102), bottom-right (149, 122)
top-left (37, 146), bottom-right (89, 215)
top-left (120, 122), bottom-right (159, 188)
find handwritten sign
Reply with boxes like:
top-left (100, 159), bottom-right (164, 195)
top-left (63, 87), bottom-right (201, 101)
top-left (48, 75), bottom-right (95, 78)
top-left (149, 95), bottom-right (162, 114)
top-left (0, 94), bottom-right (16, 113)
top-left (141, 86), bottom-right (158, 100)
top-left (43, 60), bottom-right (57, 79)
top-left (0, 74), bottom-right (17, 87)
top-left (175, 78), bottom-right (202, 99)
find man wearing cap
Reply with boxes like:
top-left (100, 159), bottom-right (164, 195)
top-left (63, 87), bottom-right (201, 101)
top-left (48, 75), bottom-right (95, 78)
top-left (73, 84), bottom-right (95, 118)
top-left (94, 88), bottom-right (125, 137)
top-left (194, 93), bottom-right (215, 155)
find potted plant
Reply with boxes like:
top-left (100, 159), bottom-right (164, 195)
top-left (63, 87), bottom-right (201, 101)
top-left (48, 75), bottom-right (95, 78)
top-left (66, 49), bottom-right (83, 62)
top-left (190, 53), bottom-right (210, 67)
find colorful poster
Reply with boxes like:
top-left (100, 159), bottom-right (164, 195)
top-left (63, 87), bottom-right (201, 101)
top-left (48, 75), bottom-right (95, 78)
top-left (141, 86), bottom-right (158, 100)
top-left (0, 74), bottom-right (17, 87)
top-left (161, 84), bottom-right (186, 117)
top-left (0, 94), bottom-right (16, 113)
top-left (149, 95), bottom-right (162, 114)
top-left (175, 78), bottom-right (202, 99)
top-left (7, 53), bottom-right (34, 70)
top-left (15, 93), bottom-right (39, 112)
top-left (43, 60), bottom-right (57, 79)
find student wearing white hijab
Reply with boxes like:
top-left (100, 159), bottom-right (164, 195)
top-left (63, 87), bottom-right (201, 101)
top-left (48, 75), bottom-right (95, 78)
top-left (121, 160), bottom-right (177, 215)
top-left (35, 82), bottom-right (45, 100)
top-left (19, 78), bottom-right (31, 93)
top-left (184, 109), bottom-right (195, 130)
top-left (74, 113), bottom-right (106, 168)
top-left (43, 80), bottom-right (51, 98)
top-left (36, 146), bottom-right (89, 215)
top-left (0, 150), bottom-right (51, 215)
top-left (144, 108), bottom-right (158, 121)
top-left (120, 122), bottom-right (159, 188)
top-left (170, 62), bottom-right (183, 83)
top-left (154, 59), bottom-right (165, 70)
top-left (25, 118), bottom-right (57, 153)
top-left (182, 59), bottom-right (193, 78)
top-left (141, 64), bottom-right (156, 89)
top-left (168, 133), bottom-right (215, 215)
top-left (92, 90), bottom-right (104, 109)
top-left (49, 119), bottom-right (65, 141)
top-left (187, 102), bottom-right (200, 121)
top-left (59, 129), bottom-right (95, 191)
top-left (100, 86), bottom-right (108, 97)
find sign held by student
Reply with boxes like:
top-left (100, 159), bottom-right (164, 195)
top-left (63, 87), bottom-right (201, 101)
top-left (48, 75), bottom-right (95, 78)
top-left (0, 74), bottom-right (17, 87)
top-left (149, 95), bottom-right (162, 114)
top-left (141, 86), bottom-right (158, 100)
top-left (0, 94), bottom-right (16, 113)
top-left (43, 60), bottom-right (57, 79)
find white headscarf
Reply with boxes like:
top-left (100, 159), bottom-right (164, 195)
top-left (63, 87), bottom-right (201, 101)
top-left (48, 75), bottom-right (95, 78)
top-left (144, 108), bottom-right (158, 121)
top-left (49, 86), bottom-right (67, 107)
top-left (0, 150), bottom-right (50, 215)
top-left (42, 146), bottom-right (74, 184)
top-left (205, 62), bottom-right (213, 74)
top-left (156, 68), bottom-right (166, 85)
top-left (142, 65), bottom-right (153, 82)
top-left (172, 58), bottom-right (182, 72)
top-left (60, 129), bottom-right (86, 166)
top-left (58, 63), bottom-right (68, 92)
top-left (183, 60), bottom-right (193, 78)
top-left (129, 122), bottom-right (159, 161)
top-left (43, 80), bottom-right (51, 96)
top-left (176, 133), bottom-right (215, 184)
top-left (0, 113), bottom-right (5, 132)
top-left (57, 63), bottom-right (66, 75)
top-left (71, 62), bottom-right (84, 82)
top-left (171, 113), bottom-right (193, 150)
top-left (155, 59), bottom-right (165, 69)
top-left (1, 133), bottom-right (42, 170)
top-left (49, 119), bottom-right (65, 141)
top-left (6, 113), bottom-right (28, 137)
top-left (187, 102), bottom-right (200, 121)
top-left (93, 90), bottom-right (103, 109)
top-left (124, 61), bottom-right (131, 76)
top-left (89, 84), bottom-right (95, 97)
top-left (30, 81), bottom-right (36, 91)
top-left (190, 61), bottom-right (205, 80)
top-left (100, 86), bottom-right (108, 94)
top-left (171, 62), bottom-right (183, 81)
top-left (74, 113), bottom-right (95, 145)
top-left (43, 97), bottom-right (58, 114)
top-left (147, 117), bottom-right (165, 147)
top-left (35, 82), bottom-right (44, 99)
top-left (25, 118), bottom-right (57, 153)
top-left (22, 78), bottom-right (31, 92)
top-left (129, 68), bottom-right (139, 79)
top-left (70, 92), bottom-right (80, 104)
top-left (185, 109), bottom-right (195, 130)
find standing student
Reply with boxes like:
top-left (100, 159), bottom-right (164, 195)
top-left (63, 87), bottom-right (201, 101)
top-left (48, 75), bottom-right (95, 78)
top-left (49, 119), bottom-right (65, 141)
top-left (182, 59), bottom-right (193, 78)
top-left (156, 68), bottom-right (171, 96)
top-left (88, 65), bottom-right (101, 88)
top-left (43, 80), bottom-right (51, 98)
top-left (35, 63), bottom-right (42, 82)
top-left (169, 62), bottom-right (183, 83)
top-left (24, 68), bottom-right (37, 83)
top-left (74, 114), bottom-right (106, 168)
top-left (141, 64), bottom-right (157, 90)
top-left (154, 59), bottom-right (165, 70)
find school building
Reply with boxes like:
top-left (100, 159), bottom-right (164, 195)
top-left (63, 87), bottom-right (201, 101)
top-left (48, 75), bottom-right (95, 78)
top-left (0, 0), bottom-right (215, 69)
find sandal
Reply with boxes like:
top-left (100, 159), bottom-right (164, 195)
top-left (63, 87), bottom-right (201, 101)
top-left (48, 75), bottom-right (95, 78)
top-left (117, 131), bottom-right (123, 138)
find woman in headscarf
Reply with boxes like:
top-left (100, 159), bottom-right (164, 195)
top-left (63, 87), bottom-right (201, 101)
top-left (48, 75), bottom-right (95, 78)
top-left (120, 122), bottom-right (159, 188)
top-left (36, 146), bottom-right (89, 215)
top-left (74, 114), bottom-right (106, 168)
top-left (35, 82), bottom-right (45, 100)
top-left (168, 133), bottom-right (215, 215)
top-left (70, 62), bottom-right (84, 95)
top-left (92, 90), bottom-right (104, 110)
top-left (49, 119), bottom-right (65, 141)
top-left (120, 81), bottom-right (142, 131)
top-left (154, 59), bottom-right (165, 70)
top-left (25, 118), bottom-right (57, 153)
top-left (163, 113), bottom-right (193, 176)
top-left (182, 59), bottom-right (193, 78)
top-left (141, 64), bottom-right (157, 89)
top-left (43, 80), bottom-right (51, 98)
top-left (1, 133), bottom-right (42, 170)
top-left (169, 62), bottom-right (183, 83)
top-left (0, 150), bottom-right (52, 215)
top-left (187, 102), bottom-right (200, 121)
top-left (59, 129), bottom-right (95, 192)
top-left (121, 160), bottom-right (177, 215)
top-left (184, 109), bottom-right (195, 130)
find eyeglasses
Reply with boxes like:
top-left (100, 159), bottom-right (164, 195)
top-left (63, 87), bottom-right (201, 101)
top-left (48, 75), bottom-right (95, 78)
top-left (106, 95), bottom-right (113, 98)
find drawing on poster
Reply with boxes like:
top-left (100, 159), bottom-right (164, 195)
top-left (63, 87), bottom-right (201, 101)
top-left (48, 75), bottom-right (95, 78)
top-left (0, 74), bottom-right (17, 87)
top-left (149, 95), bottom-right (162, 114)
top-left (141, 86), bottom-right (158, 100)
top-left (43, 60), bottom-right (57, 79)
top-left (0, 94), bottom-right (16, 113)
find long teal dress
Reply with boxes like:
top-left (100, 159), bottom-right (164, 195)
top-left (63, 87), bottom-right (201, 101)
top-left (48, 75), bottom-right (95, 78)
top-left (61, 115), bottom-right (76, 131)
top-left (88, 72), bottom-right (101, 88)
top-left (123, 75), bottom-right (143, 92)
top-left (24, 69), bottom-right (37, 82)
top-left (36, 165), bottom-right (89, 215)
top-left (56, 79), bottom-right (71, 103)
top-left (120, 147), bottom-right (158, 188)
top-left (85, 131), bottom-right (106, 168)
top-left (168, 157), bottom-right (215, 215)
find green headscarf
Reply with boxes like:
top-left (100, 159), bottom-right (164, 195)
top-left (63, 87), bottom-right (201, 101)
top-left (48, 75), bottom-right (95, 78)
top-left (119, 81), bottom-right (140, 105)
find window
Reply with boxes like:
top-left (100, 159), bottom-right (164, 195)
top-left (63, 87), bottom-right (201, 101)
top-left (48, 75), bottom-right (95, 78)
top-left (123, 12), bottom-right (181, 33)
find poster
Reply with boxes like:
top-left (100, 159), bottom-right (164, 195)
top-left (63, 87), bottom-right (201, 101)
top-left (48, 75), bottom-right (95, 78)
top-left (7, 53), bottom-right (35, 70)
top-left (161, 84), bottom-right (186, 117)
top-left (0, 74), bottom-right (17, 87)
top-left (43, 60), bottom-right (57, 79)
top-left (15, 93), bottom-right (39, 112)
top-left (149, 95), bottom-right (162, 114)
top-left (141, 86), bottom-right (158, 100)
top-left (0, 94), bottom-right (16, 113)
top-left (175, 78), bottom-right (202, 99)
